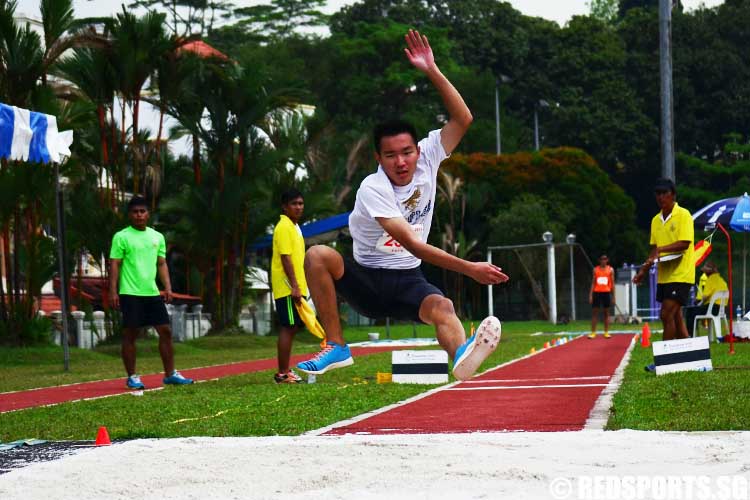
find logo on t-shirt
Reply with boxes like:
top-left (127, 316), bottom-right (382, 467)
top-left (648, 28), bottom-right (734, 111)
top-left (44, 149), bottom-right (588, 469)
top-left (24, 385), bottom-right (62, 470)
top-left (402, 188), bottom-right (421, 211)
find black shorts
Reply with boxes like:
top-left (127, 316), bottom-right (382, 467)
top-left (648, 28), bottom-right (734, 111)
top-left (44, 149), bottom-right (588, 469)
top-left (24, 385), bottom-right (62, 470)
top-left (334, 256), bottom-right (444, 323)
top-left (591, 292), bottom-right (611, 309)
top-left (120, 295), bottom-right (169, 328)
top-left (275, 295), bottom-right (304, 327)
top-left (656, 283), bottom-right (692, 306)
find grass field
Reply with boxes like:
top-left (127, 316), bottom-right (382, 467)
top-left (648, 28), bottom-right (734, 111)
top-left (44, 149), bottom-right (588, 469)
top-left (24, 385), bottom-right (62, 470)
top-left (2, 320), bottom-right (748, 442)
top-left (608, 333), bottom-right (750, 431)
top-left (0, 320), bottom-right (586, 441)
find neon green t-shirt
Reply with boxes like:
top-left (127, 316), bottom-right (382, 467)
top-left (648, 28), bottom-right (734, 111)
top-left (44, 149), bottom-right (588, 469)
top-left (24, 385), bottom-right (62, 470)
top-left (110, 226), bottom-right (166, 296)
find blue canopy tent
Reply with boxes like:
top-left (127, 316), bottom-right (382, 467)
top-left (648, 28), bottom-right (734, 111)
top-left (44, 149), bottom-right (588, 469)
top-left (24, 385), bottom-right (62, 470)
top-left (0, 102), bottom-right (74, 368)
top-left (692, 193), bottom-right (750, 353)
top-left (251, 212), bottom-right (351, 250)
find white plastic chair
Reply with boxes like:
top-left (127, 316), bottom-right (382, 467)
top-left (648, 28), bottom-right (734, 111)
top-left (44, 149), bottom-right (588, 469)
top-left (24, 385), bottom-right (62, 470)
top-left (692, 290), bottom-right (729, 343)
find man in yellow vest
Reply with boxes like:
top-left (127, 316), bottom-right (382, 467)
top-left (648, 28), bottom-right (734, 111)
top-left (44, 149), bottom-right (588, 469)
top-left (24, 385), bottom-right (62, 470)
top-left (271, 189), bottom-right (307, 384)
top-left (634, 178), bottom-right (695, 371)
top-left (684, 261), bottom-right (728, 337)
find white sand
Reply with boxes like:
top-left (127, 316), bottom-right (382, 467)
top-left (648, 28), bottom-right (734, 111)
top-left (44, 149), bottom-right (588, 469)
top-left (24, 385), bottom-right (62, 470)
top-left (1, 431), bottom-right (748, 499)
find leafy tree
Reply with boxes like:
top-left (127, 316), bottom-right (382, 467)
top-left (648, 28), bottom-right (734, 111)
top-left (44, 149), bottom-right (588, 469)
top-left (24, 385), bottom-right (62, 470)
top-left (442, 147), bottom-right (645, 264)
top-left (0, 0), bottom-right (106, 344)
top-left (589, 0), bottom-right (619, 23)
top-left (127, 0), bottom-right (233, 36)
top-left (234, 0), bottom-right (329, 41)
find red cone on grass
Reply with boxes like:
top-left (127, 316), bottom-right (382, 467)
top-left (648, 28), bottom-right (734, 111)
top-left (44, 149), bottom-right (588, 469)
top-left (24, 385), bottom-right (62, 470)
top-left (641, 322), bottom-right (651, 348)
top-left (95, 426), bottom-right (111, 446)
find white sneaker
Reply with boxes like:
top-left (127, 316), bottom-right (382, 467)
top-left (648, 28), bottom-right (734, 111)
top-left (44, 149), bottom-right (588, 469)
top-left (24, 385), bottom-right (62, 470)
top-left (452, 316), bottom-right (502, 381)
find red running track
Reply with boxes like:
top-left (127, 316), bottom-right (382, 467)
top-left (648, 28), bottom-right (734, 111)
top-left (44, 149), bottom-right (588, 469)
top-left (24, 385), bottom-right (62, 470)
top-left (0, 346), bottom-right (406, 413)
top-left (324, 334), bottom-right (634, 435)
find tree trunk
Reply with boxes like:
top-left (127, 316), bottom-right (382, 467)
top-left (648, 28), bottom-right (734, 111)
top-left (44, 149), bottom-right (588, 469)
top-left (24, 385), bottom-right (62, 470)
top-left (132, 95), bottom-right (141, 195)
top-left (98, 104), bottom-right (109, 165)
top-left (192, 135), bottom-right (201, 185)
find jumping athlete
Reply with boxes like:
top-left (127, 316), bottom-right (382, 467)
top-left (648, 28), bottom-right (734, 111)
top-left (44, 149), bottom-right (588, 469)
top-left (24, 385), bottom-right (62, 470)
top-left (297, 29), bottom-right (508, 381)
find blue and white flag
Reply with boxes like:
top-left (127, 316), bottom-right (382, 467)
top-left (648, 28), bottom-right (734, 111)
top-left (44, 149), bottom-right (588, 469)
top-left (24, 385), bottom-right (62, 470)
top-left (0, 102), bottom-right (73, 164)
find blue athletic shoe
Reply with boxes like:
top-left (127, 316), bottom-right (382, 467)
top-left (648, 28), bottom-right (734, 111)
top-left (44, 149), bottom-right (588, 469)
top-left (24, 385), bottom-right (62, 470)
top-left (644, 363), bottom-right (656, 373)
top-left (163, 370), bottom-right (194, 385)
top-left (453, 316), bottom-right (502, 381)
top-left (296, 342), bottom-right (354, 375)
top-left (126, 374), bottom-right (145, 390)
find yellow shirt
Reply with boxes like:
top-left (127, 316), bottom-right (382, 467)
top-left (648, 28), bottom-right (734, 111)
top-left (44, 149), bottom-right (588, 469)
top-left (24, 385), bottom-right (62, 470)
top-left (271, 215), bottom-right (308, 300)
top-left (695, 273), bottom-right (708, 302)
top-left (649, 202), bottom-right (695, 284)
top-left (701, 273), bottom-right (728, 306)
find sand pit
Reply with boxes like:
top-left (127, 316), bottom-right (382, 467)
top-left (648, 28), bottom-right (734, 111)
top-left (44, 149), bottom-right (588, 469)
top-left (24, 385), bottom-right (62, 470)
top-left (1, 431), bottom-right (748, 499)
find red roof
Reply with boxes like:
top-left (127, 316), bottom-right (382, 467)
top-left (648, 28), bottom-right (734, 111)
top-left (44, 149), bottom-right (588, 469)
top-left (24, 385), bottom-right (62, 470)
top-left (176, 40), bottom-right (229, 61)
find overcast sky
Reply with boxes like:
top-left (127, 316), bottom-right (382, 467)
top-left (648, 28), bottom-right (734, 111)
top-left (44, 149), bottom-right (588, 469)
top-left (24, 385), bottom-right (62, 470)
top-left (16, 0), bottom-right (725, 27)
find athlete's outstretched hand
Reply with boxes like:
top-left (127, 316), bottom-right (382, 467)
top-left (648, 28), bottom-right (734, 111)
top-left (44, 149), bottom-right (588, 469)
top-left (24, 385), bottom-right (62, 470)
top-left (469, 262), bottom-right (509, 285)
top-left (404, 29), bottom-right (436, 74)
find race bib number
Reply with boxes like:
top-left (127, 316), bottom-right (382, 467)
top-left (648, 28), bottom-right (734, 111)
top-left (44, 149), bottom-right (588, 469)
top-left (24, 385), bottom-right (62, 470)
top-left (596, 277), bottom-right (609, 286)
top-left (376, 224), bottom-right (423, 254)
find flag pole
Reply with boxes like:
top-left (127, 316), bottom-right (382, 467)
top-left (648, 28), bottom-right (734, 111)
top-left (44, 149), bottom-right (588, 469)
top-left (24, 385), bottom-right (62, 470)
top-left (55, 161), bottom-right (71, 370)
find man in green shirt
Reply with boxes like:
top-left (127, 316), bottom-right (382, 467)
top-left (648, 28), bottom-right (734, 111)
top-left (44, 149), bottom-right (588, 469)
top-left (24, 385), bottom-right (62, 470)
top-left (110, 196), bottom-right (193, 389)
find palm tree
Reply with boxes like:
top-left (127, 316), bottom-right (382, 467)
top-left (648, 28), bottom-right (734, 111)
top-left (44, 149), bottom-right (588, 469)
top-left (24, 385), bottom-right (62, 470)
top-left (109, 7), bottom-right (172, 195)
top-left (0, 0), bottom-right (105, 344)
top-left (161, 54), bottom-right (307, 329)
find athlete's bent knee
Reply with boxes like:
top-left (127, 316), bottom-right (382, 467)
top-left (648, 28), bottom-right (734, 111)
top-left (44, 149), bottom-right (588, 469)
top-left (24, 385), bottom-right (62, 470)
top-left (423, 296), bottom-right (455, 321)
top-left (305, 245), bottom-right (342, 276)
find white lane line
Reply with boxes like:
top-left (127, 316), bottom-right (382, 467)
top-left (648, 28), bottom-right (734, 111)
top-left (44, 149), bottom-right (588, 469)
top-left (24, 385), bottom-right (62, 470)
top-left (447, 383), bottom-right (610, 391)
top-left (584, 336), bottom-right (637, 430)
top-left (461, 376), bottom-right (610, 384)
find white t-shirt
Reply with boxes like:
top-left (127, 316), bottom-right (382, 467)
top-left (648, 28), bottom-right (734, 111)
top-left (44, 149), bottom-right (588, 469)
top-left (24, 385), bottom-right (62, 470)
top-left (349, 129), bottom-right (447, 269)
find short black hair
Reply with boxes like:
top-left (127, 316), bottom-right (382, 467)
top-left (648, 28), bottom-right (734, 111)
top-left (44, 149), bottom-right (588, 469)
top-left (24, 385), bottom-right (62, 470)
top-left (127, 196), bottom-right (148, 210)
top-left (654, 177), bottom-right (676, 194)
top-left (281, 188), bottom-right (303, 205)
top-left (373, 119), bottom-right (418, 153)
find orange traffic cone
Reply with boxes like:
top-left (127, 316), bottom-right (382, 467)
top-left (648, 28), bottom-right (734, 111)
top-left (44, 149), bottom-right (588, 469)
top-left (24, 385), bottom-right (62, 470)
top-left (641, 322), bottom-right (651, 348)
top-left (95, 426), bottom-right (111, 446)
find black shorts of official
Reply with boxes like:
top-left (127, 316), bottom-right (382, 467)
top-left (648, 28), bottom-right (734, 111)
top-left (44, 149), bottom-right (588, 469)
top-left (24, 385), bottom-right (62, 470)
top-left (119, 295), bottom-right (169, 328)
top-left (591, 292), bottom-right (612, 309)
top-left (334, 256), bottom-right (444, 323)
top-left (656, 283), bottom-right (692, 306)
top-left (274, 295), bottom-right (304, 327)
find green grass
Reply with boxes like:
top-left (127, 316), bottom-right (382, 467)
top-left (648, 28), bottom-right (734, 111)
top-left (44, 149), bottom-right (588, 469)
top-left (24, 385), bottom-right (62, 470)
top-left (0, 320), bottom-right (592, 441)
top-left (607, 334), bottom-right (750, 431)
top-left (11, 320), bottom-right (747, 440)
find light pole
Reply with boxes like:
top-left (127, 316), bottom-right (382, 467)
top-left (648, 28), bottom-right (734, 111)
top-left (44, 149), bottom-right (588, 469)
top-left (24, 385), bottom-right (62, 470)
top-left (495, 74), bottom-right (511, 155)
top-left (534, 99), bottom-right (550, 151)
top-left (659, 0), bottom-right (675, 181)
top-left (566, 233), bottom-right (576, 321)
top-left (543, 231), bottom-right (557, 324)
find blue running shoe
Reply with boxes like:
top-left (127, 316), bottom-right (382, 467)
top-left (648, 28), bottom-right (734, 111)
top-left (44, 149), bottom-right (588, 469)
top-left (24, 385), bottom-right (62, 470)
top-left (163, 370), bottom-right (194, 385)
top-left (126, 374), bottom-right (145, 390)
top-left (296, 342), bottom-right (353, 375)
top-left (453, 316), bottom-right (502, 381)
top-left (644, 363), bottom-right (656, 373)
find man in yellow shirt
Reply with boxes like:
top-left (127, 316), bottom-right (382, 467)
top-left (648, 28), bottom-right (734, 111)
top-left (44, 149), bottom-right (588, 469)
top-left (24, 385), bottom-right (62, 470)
top-left (685, 261), bottom-right (728, 336)
top-left (634, 178), bottom-right (695, 351)
top-left (271, 189), bottom-right (307, 383)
